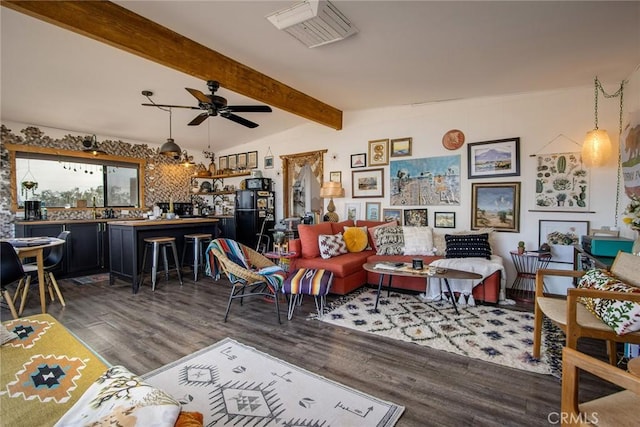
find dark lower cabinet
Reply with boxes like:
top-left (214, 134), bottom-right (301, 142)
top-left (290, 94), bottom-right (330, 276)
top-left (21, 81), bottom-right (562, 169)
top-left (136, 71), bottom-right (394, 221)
top-left (216, 217), bottom-right (236, 240)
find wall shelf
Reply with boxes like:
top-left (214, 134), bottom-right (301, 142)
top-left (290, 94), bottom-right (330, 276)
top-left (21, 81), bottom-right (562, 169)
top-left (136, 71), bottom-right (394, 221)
top-left (193, 171), bottom-right (250, 179)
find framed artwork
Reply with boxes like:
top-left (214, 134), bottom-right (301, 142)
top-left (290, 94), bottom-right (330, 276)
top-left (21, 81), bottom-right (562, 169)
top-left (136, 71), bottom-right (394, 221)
top-left (467, 137), bottom-right (520, 179)
top-left (351, 153), bottom-right (366, 168)
top-left (329, 171), bottom-right (342, 183)
top-left (434, 212), bottom-right (456, 228)
top-left (368, 139), bottom-right (389, 166)
top-left (404, 208), bottom-right (428, 227)
top-left (227, 154), bottom-right (237, 170)
top-left (264, 155), bottom-right (274, 169)
top-left (471, 182), bottom-right (521, 232)
top-left (237, 153), bottom-right (248, 169)
top-left (390, 137), bottom-right (412, 157)
top-left (352, 168), bottom-right (384, 198)
top-left (534, 152), bottom-right (589, 211)
top-left (382, 208), bottom-right (403, 224)
top-left (539, 220), bottom-right (589, 263)
top-left (390, 155), bottom-right (461, 206)
top-left (345, 203), bottom-right (361, 221)
top-left (219, 155), bottom-right (228, 171)
top-left (247, 151), bottom-right (258, 169)
top-left (365, 202), bottom-right (381, 221)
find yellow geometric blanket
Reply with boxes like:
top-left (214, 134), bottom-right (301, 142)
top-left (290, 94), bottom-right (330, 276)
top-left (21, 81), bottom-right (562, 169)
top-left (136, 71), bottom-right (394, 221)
top-left (1, 314), bottom-right (108, 427)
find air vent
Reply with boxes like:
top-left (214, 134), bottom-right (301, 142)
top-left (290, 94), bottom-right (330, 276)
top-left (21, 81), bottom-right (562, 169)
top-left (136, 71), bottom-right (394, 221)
top-left (266, 0), bottom-right (357, 48)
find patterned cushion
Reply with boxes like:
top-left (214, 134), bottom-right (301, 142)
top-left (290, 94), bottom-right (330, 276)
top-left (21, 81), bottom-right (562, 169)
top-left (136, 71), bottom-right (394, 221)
top-left (374, 226), bottom-right (404, 255)
top-left (282, 268), bottom-right (334, 295)
top-left (402, 226), bottom-right (435, 255)
top-left (318, 233), bottom-right (348, 259)
top-left (577, 268), bottom-right (640, 335)
top-left (444, 233), bottom-right (492, 259)
top-left (367, 221), bottom-right (398, 251)
top-left (343, 226), bottom-right (370, 252)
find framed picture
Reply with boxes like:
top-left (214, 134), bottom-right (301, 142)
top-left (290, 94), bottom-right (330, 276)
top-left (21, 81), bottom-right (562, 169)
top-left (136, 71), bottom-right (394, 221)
top-left (382, 208), bottom-right (403, 225)
top-left (390, 137), bottom-right (412, 157)
top-left (471, 182), bottom-right (521, 232)
top-left (368, 139), bottom-right (389, 166)
top-left (237, 152), bottom-right (247, 169)
top-left (329, 171), bottom-right (342, 183)
top-left (264, 155), bottom-right (274, 169)
top-left (467, 137), bottom-right (520, 179)
top-left (434, 212), bottom-right (456, 228)
top-left (351, 153), bottom-right (366, 168)
top-left (227, 154), bottom-right (237, 170)
top-left (365, 202), bottom-right (381, 221)
top-left (247, 151), bottom-right (258, 169)
top-left (345, 203), bottom-right (361, 221)
top-left (539, 220), bottom-right (589, 263)
top-left (219, 155), bottom-right (228, 171)
top-left (352, 168), bottom-right (384, 198)
top-left (404, 208), bottom-right (428, 227)
top-left (534, 152), bottom-right (589, 211)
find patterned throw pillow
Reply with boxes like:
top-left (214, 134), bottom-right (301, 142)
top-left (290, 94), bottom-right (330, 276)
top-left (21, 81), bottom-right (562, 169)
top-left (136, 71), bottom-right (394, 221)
top-left (318, 233), bottom-right (348, 259)
top-left (444, 233), bottom-right (492, 259)
top-left (577, 268), bottom-right (640, 335)
top-left (343, 226), bottom-right (369, 252)
top-left (374, 226), bottom-right (404, 255)
top-left (403, 226), bottom-right (435, 255)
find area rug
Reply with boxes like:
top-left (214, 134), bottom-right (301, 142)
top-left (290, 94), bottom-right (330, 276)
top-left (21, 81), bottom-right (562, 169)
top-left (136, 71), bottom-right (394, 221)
top-left (70, 273), bottom-right (110, 285)
top-left (317, 288), bottom-right (562, 376)
top-left (142, 337), bottom-right (404, 426)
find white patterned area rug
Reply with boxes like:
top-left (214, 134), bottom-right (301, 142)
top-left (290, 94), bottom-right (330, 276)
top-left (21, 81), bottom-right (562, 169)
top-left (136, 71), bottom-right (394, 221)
top-left (318, 288), bottom-right (556, 375)
top-left (142, 337), bottom-right (404, 426)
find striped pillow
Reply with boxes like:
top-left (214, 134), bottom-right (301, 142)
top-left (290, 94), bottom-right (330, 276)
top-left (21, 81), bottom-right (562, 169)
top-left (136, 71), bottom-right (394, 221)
top-left (444, 233), bottom-right (492, 259)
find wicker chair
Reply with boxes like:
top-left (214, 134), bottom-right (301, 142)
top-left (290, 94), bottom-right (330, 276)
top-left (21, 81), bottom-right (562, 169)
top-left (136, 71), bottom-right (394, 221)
top-left (206, 238), bottom-right (285, 324)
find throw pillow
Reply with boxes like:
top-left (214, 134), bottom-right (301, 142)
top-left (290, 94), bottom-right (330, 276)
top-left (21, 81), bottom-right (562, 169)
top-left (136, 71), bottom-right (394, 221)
top-left (343, 226), bottom-right (369, 252)
top-left (297, 223), bottom-right (333, 258)
top-left (402, 226), bottom-right (435, 255)
top-left (374, 226), bottom-right (404, 255)
top-left (318, 233), bottom-right (348, 259)
top-left (444, 233), bottom-right (492, 259)
top-left (367, 221), bottom-right (398, 251)
top-left (577, 268), bottom-right (640, 335)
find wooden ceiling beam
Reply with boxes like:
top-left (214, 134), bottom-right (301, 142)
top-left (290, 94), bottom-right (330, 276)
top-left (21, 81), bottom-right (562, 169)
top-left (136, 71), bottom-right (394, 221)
top-left (2, 0), bottom-right (343, 130)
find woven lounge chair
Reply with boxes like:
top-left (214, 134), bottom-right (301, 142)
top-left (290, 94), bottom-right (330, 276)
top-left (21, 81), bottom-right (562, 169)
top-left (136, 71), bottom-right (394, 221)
top-left (206, 238), bottom-right (286, 324)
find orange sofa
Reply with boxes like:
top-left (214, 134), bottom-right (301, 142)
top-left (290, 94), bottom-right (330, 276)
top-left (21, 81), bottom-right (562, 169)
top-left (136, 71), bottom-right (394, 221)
top-left (288, 220), bottom-right (502, 303)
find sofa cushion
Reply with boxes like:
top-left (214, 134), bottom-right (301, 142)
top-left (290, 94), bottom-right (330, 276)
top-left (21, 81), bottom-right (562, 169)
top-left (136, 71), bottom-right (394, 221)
top-left (366, 221), bottom-right (398, 251)
top-left (402, 226), bottom-right (435, 255)
top-left (331, 219), bottom-right (354, 234)
top-left (445, 233), bottom-right (492, 259)
top-left (434, 227), bottom-right (495, 255)
top-left (577, 268), bottom-right (640, 335)
top-left (374, 225), bottom-right (405, 255)
top-left (294, 250), bottom-right (373, 278)
top-left (343, 226), bottom-right (369, 252)
top-left (318, 233), bottom-right (348, 259)
top-left (298, 222), bottom-right (333, 258)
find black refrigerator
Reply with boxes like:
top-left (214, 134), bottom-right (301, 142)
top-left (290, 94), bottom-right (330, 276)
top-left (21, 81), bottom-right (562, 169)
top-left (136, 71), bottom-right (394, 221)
top-left (235, 189), bottom-right (275, 250)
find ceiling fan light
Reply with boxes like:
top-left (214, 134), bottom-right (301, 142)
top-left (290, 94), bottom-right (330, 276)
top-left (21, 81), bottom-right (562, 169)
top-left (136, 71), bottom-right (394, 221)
top-left (582, 129), bottom-right (612, 167)
top-left (160, 138), bottom-right (181, 157)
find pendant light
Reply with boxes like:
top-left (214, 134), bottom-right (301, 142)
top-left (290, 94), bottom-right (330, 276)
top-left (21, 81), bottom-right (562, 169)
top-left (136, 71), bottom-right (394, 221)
top-left (82, 134), bottom-right (107, 155)
top-left (159, 107), bottom-right (182, 157)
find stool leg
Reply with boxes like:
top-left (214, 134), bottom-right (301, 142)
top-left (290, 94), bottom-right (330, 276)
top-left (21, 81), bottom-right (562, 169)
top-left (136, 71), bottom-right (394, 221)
top-left (162, 245), bottom-right (170, 282)
top-left (151, 242), bottom-right (159, 291)
top-left (287, 294), bottom-right (300, 320)
top-left (171, 241), bottom-right (183, 286)
top-left (193, 237), bottom-right (199, 282)
top-left (181, 238), bottom-right (189, 269)
top-left (139, 243), bottom-right (149, 289)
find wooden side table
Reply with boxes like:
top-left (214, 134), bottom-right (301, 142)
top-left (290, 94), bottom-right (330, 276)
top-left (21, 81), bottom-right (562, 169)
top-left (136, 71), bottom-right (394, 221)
top-left (509, 251), bottom-right (552, 302)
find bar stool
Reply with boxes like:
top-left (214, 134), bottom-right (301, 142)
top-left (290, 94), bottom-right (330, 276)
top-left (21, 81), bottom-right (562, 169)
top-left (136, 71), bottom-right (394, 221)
top-left (139, 237), bottom-right (183, 291)
top-left (181, 233), bottom-right (212, 281)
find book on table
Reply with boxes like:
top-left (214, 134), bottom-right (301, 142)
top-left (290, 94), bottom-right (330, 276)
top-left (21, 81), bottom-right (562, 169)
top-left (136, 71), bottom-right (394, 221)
top-left (374, 262), bottom-right (407, 270)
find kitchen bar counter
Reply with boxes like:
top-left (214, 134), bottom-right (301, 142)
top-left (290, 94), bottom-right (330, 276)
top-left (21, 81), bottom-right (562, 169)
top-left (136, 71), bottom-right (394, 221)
top-left (15, 218), bottom-right (145, 225)
top-left (108, 218), bottom-right (219, 293)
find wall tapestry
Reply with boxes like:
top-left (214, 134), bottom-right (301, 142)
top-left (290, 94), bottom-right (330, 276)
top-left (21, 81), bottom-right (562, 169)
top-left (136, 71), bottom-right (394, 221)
top-left (622, 110), bottom-right (640, 198)
top-left (390, 155), bottom-right (461, 206)
top-left (534, 152), bottom-right (589, 211)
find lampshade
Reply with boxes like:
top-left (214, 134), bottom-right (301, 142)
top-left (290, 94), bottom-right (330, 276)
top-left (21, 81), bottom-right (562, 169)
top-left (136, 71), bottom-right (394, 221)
top-left (82, 134), bottom-right (107, 155)
top-left (320, 181), bottom-right (345, 198)
top-left (159, 138), bottom-right (181, 157)
top-left (582, 129), bottom-right (612, 167)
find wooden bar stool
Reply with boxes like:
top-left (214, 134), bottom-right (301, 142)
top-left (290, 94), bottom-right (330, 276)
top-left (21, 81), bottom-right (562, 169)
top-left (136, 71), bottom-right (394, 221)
top-left (181, 233), bottom-right (212, 282)
top-left (139, 237), bottom-right (183, 291)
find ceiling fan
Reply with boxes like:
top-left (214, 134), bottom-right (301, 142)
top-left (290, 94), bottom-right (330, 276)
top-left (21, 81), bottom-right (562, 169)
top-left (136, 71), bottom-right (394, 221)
top-left (142, 80), bottom-right (272, 128)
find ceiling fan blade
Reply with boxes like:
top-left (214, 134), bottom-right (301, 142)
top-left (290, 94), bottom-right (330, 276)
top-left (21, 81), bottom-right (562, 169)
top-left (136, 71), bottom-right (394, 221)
top-left (188, 113), bottom-right (209, 126)
top-left (141, 103), bottom-right (199, 109)
top-left (222, 113), bottom-right (259, 128)
top-left (225, 105), bottom-right (272, 113)
top-left (185, 88), bottom-right (211, 104)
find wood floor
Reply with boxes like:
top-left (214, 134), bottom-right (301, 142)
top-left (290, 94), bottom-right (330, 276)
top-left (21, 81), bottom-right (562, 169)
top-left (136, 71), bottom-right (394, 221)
top-left (4, 272), bottom-right (619, 427)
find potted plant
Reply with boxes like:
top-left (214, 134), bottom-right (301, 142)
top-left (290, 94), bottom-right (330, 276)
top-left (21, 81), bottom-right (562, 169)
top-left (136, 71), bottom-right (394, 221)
top-left (517, 241), bottom-right (525, 254)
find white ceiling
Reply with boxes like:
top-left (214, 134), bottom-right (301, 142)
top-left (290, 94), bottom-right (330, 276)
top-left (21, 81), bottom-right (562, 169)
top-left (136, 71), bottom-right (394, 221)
top-left (1, 1), bottom-right (639, 154)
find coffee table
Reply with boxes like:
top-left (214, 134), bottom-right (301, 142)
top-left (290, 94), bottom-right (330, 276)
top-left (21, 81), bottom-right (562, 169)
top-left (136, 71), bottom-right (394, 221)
top-left (362, 262), bottom-right (482, 315)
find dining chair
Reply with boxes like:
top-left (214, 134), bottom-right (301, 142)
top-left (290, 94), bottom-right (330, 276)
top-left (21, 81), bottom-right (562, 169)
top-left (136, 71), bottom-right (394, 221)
top-left (0, 241), bottom-right (27, 319)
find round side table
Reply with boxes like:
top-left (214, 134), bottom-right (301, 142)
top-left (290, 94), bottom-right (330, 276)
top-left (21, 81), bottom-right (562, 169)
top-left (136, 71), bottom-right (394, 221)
top-left (264, 251), bottom-right (297, 273)
top-left (509, 250), bottom-right (552, 302)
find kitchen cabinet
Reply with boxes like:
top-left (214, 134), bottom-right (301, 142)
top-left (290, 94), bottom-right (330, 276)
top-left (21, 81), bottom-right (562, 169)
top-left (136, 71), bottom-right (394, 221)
top-left (214, 216), bottom-right (236, 240)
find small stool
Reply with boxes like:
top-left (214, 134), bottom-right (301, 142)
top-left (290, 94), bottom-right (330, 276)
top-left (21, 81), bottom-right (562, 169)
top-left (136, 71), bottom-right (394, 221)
top-left (282, 268), bottom-right (333, 320)
top-left (139, 237), bottom-right (183, 291)
top-left (181, 233), bottom-right (212, 281)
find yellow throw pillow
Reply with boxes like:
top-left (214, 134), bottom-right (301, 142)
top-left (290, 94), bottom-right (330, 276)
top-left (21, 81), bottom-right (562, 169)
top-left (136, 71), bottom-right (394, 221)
top-left (343, 227), bottom-right (369, 252)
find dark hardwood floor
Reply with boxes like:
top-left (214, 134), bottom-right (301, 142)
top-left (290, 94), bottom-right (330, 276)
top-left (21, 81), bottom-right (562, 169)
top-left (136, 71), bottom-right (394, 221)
top-left (3, 272), bottom-right (619, 427)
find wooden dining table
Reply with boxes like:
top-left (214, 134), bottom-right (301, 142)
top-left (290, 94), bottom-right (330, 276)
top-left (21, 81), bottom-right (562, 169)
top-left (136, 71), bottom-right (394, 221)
top-left (3, 237), bottom-right (65, 314)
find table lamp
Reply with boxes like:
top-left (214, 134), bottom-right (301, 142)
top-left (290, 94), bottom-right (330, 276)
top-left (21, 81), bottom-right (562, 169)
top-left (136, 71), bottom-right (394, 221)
top-left (320, 181), bottom-right (345, 222)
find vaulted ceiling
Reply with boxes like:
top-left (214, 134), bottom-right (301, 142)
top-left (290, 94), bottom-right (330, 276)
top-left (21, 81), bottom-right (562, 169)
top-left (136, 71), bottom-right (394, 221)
top-left (1, 1), bottom-right (638, 153)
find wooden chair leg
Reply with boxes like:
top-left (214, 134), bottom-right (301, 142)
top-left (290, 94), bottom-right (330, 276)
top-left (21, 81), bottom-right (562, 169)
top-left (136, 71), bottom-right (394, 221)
top-left (47, 274), bottom-right (56, 301)
top-left (2, 289), bottom-right (19, 319)
top-left (13, 278), bottom-right (25, 304)
top-left (533, 303), bottom-right (543, 359)
top-left (48, 272), bottom-right (66, 307)
top-left (607, 340), bottom-right (617, 366)
top-left (19, 276), bottom-right (31, 316)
